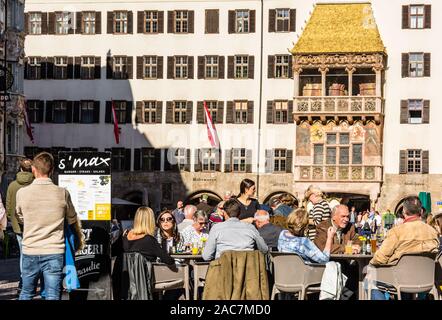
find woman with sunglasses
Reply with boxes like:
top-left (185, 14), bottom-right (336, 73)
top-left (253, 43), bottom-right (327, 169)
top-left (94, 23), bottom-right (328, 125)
top-left (180, 210), bottom-right (209, 248)
top-left (208, 201), bottom-right (227, 229)
top-left (155, 210), bottom-right (183, 253)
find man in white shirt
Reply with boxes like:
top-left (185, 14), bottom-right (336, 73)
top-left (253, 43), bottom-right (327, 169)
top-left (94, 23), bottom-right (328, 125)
top-left (178, 205), bottom-right (196, 232)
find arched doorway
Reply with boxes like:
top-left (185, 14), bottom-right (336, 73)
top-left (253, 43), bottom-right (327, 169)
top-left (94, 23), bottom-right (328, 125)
top-left (263, 191), bottom-right (299, 207)
top-left (325, 192), bottom-right (370, 213)
top-left (186, 190), bottom-right (222, 207)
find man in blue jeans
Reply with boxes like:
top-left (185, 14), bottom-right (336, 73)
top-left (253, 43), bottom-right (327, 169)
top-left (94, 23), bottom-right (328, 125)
top-left (16, 152), bottom-right (79, 300)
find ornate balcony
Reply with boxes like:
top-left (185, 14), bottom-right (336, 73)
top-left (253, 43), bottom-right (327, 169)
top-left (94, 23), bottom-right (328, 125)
top-left (296, 165), bottom-right (382, 182)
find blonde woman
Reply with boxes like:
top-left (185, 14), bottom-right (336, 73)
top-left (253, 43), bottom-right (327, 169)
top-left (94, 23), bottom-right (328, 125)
top-left (123, 207), bottom-right (174, 264)
top-left (278, 208), bottom-right (335, 263)
top-left (304, 185), bottom-right (332, 240)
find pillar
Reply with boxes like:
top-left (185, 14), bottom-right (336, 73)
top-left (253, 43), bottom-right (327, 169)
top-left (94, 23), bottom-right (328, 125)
top-left (319, 67), bottom-right (329, 96)
top-left (374, 67), bottom-right (382, 97)
top-left (346, 66), bottom-right (356, 96)
top-left (293, 67), bottom-right (302, 97)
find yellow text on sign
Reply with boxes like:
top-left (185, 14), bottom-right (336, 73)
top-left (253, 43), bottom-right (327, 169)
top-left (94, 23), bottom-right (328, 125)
top-left (95, 203), bottom-right (111, 220)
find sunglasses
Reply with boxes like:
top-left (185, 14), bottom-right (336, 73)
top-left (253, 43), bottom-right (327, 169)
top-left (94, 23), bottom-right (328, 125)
top-left (197, 221), bottom-right (207, 225)
top-left (160, 217), bottom-right (173, 223)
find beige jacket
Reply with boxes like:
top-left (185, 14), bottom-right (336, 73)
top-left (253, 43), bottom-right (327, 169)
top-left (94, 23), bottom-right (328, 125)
top-left (370, 219), bottom-right (439, 266)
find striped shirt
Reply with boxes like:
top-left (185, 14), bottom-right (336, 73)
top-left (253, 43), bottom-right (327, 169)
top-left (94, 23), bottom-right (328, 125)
top-left (308, 200), bottom-right (331, 241)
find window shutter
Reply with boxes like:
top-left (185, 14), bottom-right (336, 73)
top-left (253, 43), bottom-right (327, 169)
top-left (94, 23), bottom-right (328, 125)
top-left (198, 56), bottom-right (205, 79)
top-left (154, 149), bottom-right (161, 171)
top-left (158, 11), bottom-right (164, 33)
top-left (107, 12), bottom-right (113, 34)
top-left (157, 56), bottom-right (163, 79)
top-left (46, 57), bottom-right (54, 79)
top-left (197, 101), bottom-right (204, 123)
top-left (125, 101), bottom-right (133, 124)
top-left (186, 101), bottom-right (193, 124)
top-left (424, 5), bottom-right (431, 29)
top-left (38, 101), bottom-right (45, 122)
top-left (24, 13), bottom-right (29, 34)
top-left (188, 11), bottom-right (194, 33)
top-left (288, 56), bottom-right (293, 78)
top-left (402, 5), bottom-right (409, 29)
top-left (94, 57), bottom-right (101, 79)
top-left (286, 150), bottom-right (293, 173)
top-left (137, 56), bottom-right (143, 79)
top-left (137, 11), bottom-right (144, 33)
top-left (48, 12), bottom-right (55, 34)
top-left (228, 10), bottom-right (235, 33)
top-left (187, 56), bottom-right (194, 79)
top-left (67, 57), bottom-right (74, 79)
top-left (289, 9), bottom-right (296, 32)
top-left (267, 100), bottom-right (274, 123)
top-left (217, 101), bottom-right (224, 124)
top-left (194, 149), bottom-right (202, 172)
top-left (124, 149), bottom-right (131, 171)
top-left (218, 56), bottom-right (225, 79)
top-left (248, 56), bottom-right (254, 79)
top-left (268, 9), bottom-right (275, 32)
top-left (250, 10), bottom-right (256, 33)
top-left (205, 9), bottom-right (219, 34)
top-left (422, 150), bottom-right (429, 174)
top-left (136, 101), bottom-right (144, 123)
top-left (227, 56), bottom-right (234, 79)
top-left (93, 101), bottom-right (100, 123)
top-left (74, 57), bottom-right (81, 79)
top-left (40, 58), bottom-right (47, 79)
top-left (67, 101), bottom-right (74, 123)
top-left (265, 149), bottom-right (274, 173)
top-left (247, 101), bottom-right (254, 124)
top-left (45, 101), bottom-right (53, 122)
top-left (167, 56), bottom-right (174, 79)
top-left (127, 56), bottom-right (133, 79)
top-left (68, 13), bottom-right (75, 34)
top-left (224, 149), bottom-right (231, 172)
top-left (288, 100), bottom-right (294, 123)
top-left (226, 101), bottom-right (234, 123)
top-left (134, 149), bottom-right (141, 171)
top-left (156, 101), bottom-right (163, 123)
top-left (399, 150), bottom-right (407, 174)
top-left (215, 149), bottom-right (221, 172)
top-left (401, 53), bottom-right (409, 78)
top-left (105, 101), bottom-right (112, 123)
top-left (166, 101), bottom-right (173, 123)
top-left (167, 11), bottom-right (174, 33)
top-left (268, 55), bottom-right (275, 78)
top-left (246, 149), bottom-right (253, 173)
top-left (423, 100), bottom-right (430, 124)
top-left (127, 11), bottom-right (133, 34)
top-left (41, 13), bottom-right (48, 34)
top-left (73, 101), bottom-right (80, 123)
top-left (76, 12), bottom-right (83, 34)
top-left (424, 53), bottom-right (431, 77)
top-left (24, 58), bottom-right (28, 79)
top-left (400, 100), bottom-right (408, 124)
top-left (95, 12), bottom-right (101, 34)
top-left (106, 56), bottom-right (113, 79)
top-left (164, 148), bottom-right (174, 171)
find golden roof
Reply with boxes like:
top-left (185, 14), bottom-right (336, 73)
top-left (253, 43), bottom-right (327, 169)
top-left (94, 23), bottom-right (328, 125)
top-left (291, 3), bottom-right (386, 55)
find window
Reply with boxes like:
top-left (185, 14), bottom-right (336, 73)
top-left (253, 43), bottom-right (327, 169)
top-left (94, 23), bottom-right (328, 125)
top-left (409, 53), bottom-right (424, 77)
top-left (352, 144), bottom-right (362, 164)
top-left (55, 12), bottom-right (70, 34)
top-left (145, 11), bottom-right (158, 33)
top-left (202, 149), bottom-right (216, 172)
top-left (29, 12), bottom-right (42, 34)
top-left (276, 9), bottom-right (289, 32)
top-left (6, 122), bottom-right (17, 154)
top-left (113, 101), bottom-right (127, 123)
top-left (81, 56), bottom-right (95, 79)
top-left (274, 149), bottom-right (286, 172)
top-left (205, 56), bottom-right (218, 79)
top-left (204, 101), bottom-right (217, 123)
top-left (314, 132), bottom-right (362, 165)
top-left (313, 145), bottom-right (324, 165)
top-left (53, 101), bottom-right (67, 123)
top-left (176, 148), bottom-right (187, 170)
top-left (144, 101), bottom-right (156, 123)
top-left (141, 148), bottom-right (156, 171)
top-left (174, 101), bottom-right (187, 123)
top-left (112, 148), bottom-right (126, 171)
top-left (82, 12), bottom-right (96, 34)
top-left (27, 101), bottom-right (40, 123)
top-left (175, 10), bottom-right (188, 33)
top-left (408, 99), bottom-right (423, 124)
top-left (275, 55), bottom-right (290, 78)
top-left (113, 56), bottom-right (128, 79)
top-left (235, 10), bottom-right (249, 33)
top-left (54, 57), bottom-right (68, 79)
top-left (28, 57), bottom-right (42, 79)
top-left (234, 101), bottom-right (248, 124)
top-left (143, 56), bottom-right (157, 79)
top-left (231, 148), bottom-right (246, 172)
top-left (407, 149), bottom-right (422, 173)
top-left (174, 56), bottom-right (188, 79)
top-left (274, 101), bottom-right (288, 123)
top-left (235, 55), bottom-right (248, 79)
top-left (410, 5), bottom-right (424, 29)
top-left (80, 101), bottom-right (94, 123)
top-left (114, 11), bottom-right (128, 34)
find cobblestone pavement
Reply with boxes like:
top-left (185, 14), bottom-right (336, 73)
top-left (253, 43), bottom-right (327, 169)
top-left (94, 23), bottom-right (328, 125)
top-left (0, 258), bottom-right (20, 300)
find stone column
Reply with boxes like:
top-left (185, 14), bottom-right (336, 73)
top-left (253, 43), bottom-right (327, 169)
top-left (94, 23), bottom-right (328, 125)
top-left (374, 67), bottom-right (382, 97)
top-left (346, 66), bottom-right (356, 96)
top-left (319, 67), bottom-right (329, 96)
top-left (293, 67), bottom-right (302, 97)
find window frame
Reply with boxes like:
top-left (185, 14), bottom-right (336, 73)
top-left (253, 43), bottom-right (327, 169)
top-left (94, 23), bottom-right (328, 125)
top-left (143, 55), bottom-right (158, 79)
top-left (113, 100), bottom-right (127, 123)
top-left (82, 11), bottom-right (96, 34)
top-left (80, 100), bottom-right (95, 123)
top-left (275, 54), bottom-right (290, 79)
top-left (29, 12), bottom-right (42, 35)
top-left (205, 55), bottom-right (219, 79)
top-left (234, 55), bottom-right (248, 79)
top-left (275, 8), bottom-right (290, 32)
top-left (144, 10), bottom-right (158, 33)
top-left (235, 9), bottom-right (250, 33)
top-left (143, 101), bottom-right (157, 123)
top-left (27, 100), bottom-right (40, 123)
top-left (114, 11), bottom-right (128, 34)
top-left (173, 101), bottom-right (187, 124)
top-left (53, 100), bottom-right (68, 123)
top-left (174, 55), bottom-right (188, 79)
top-left (232, 148), bottom-right (246, 172)
top-left (234, 100), bottom-right (248, 124)
top-left (81, 56), bottom-right (95, 79)
top-left (406, 149), bottom-right (422, 173)
top-left (408, 99), bottom-right (423, 124)
top-left (273, 148), bottom-right (287, 172)
top-left (409, 5), bottom-right (425, 29)
top-left (141, 147), bottom-right (156, 171)
top-left (409, 52), bottom-right (424, 78)
top-left (113, 56), bottom-right (128, 79)
top-left (274, 100), bottom-right (288, 124)
top-left (175, 10), bottom-right (189, 33)
top-left (313, 132), bottom-right (363, 165)
top-left (28, 57), bottom-right (42, 80)
top-left (55, 12), bottom-right (70, 35)
top-left (54, 56), bottom-right (68, 79)
top-left (202, 148), bottom-right (216, 172)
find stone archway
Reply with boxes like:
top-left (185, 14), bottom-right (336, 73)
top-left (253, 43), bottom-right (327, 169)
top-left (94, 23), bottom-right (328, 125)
top-left (263, 191), bottom-right (299, 207)
top-left (185, 190), bottom-right (222, 207)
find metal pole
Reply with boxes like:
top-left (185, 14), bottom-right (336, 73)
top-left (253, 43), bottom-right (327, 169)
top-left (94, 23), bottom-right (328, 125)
top-left (256, 0), bottom-right (264, 199)
top-left (2, 0), bottom-right (8, 174)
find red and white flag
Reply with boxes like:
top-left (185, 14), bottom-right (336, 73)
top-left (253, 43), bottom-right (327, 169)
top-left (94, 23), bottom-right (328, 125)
top-left (203, 101), bottom-right (220, 148)
top-left (23, 100), bottom-right (35, 144)
top-left (111, 99), bottom-right (120, 144)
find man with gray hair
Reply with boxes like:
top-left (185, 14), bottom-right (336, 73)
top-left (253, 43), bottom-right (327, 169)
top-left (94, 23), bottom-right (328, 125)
top-left (254, 210), bottom-right (283, 250)
top-left (178, 204), bottom-right (197, 232)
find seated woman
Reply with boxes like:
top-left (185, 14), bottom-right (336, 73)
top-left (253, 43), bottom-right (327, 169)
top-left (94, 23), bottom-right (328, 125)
top-left (278, 208), bottom-right (335, 263)
top-left (155, 210), bottom-right (183, 253)
top-left (122, 207), bottom-right (174, 264)
top-left (180, 210), bottom-right (209, 247)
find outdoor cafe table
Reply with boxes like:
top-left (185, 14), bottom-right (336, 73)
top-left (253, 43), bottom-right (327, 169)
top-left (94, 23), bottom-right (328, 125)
top-left (171, 254), bottom-right (207, 300)
top-left (330, 254), bottom-right (373, 300)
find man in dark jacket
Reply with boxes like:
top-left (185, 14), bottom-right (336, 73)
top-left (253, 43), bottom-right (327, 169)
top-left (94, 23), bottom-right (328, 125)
top-left (254, 210), bottom-right (282, 250)
top-left (196, 194), bottom-right (212, 215)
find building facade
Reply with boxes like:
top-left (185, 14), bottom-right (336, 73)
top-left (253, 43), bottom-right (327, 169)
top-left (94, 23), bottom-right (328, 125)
top-left (23, 0), bottom-right (441, 214)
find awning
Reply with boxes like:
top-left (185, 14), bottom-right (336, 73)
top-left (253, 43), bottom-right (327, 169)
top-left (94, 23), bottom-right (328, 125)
top-left (418, 192), bottom-right (431, 213)
top-left (111, 197), bottom-right (139, 206)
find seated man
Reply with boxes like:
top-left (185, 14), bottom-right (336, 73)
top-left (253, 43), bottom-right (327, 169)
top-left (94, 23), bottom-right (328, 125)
top-left (367, 196), bottom-right (439, 300)
top-left (270, 198), bottom-right (293, 218)
top-left (254, 210), bottom-right (283, 250)
top-left (202, 199), bottom-right (268, 261)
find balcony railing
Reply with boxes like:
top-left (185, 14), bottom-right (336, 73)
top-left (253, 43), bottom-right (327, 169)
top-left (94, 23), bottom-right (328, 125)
top-left (296, 165), bottom-right (382, 182)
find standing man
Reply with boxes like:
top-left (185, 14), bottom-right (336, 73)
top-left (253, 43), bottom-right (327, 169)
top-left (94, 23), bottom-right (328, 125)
top-left (196, 194), bottom-right (212, 215)
top-left (349, 206), bottom-right (357, 225)
top-left (172, 200), bottom-right (185, 224)
top-left (16, 152), bottom-right (80, 300)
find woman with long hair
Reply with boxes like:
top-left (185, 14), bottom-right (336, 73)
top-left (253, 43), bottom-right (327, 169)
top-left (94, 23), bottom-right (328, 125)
top-left (155, 210), bottom-right (182, 253)
top-left (235, 178), bottom-right (260, 223)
